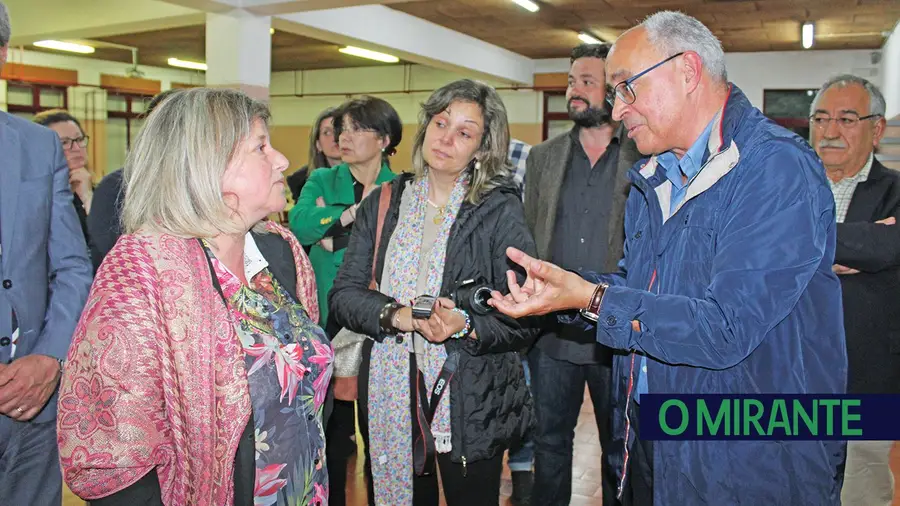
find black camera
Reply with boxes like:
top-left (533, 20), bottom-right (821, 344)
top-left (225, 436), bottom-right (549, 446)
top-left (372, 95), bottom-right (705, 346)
top-left (449, 278), bottom-right (494, 316)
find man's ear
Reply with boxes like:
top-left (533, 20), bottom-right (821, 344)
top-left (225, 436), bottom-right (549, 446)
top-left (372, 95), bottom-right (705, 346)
top-left (681, 51), bottom-right (704, 93)
top-left (873, 116), bottom-right (887, 148)
top-left (0, 45), bottom-right (8, 68)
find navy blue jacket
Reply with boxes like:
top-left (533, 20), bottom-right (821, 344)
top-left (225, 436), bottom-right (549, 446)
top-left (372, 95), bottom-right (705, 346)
top-left (581, 86), bottom-right (847, 504)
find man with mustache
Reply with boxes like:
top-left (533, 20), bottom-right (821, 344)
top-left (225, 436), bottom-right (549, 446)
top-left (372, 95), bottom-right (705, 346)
top-left (811, 75), bottom-right (899, 506)
top-left (491, 11), bottom-right (847, 505)
top-left (522, 43), bottom-right (641, 506)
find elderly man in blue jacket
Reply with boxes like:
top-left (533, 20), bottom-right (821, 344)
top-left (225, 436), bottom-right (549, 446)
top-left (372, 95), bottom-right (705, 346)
top-left (490, 10), bottom-right (847, 506)
top-left (0, 3), bottom-right (93, 504)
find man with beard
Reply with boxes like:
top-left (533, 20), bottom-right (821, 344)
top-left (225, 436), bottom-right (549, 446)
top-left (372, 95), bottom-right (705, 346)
top-left (522, 43), bottom-right (641, 506)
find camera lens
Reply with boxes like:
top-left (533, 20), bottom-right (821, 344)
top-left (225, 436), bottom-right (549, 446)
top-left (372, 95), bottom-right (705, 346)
top-left (471, 286), bottom-right (493, 315)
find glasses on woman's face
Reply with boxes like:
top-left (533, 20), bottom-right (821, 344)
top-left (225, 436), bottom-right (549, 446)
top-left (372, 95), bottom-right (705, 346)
top-left (337, 124), bottom-right (377, 138)
top-left (606, 52), bottom-right (685, 107)
top-left (61, 136), bottom-right (90, 150)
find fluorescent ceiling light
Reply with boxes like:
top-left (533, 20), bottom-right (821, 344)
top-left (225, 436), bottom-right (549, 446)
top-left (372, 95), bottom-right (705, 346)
top-left (578, 32), bottom-right (602, 45)
top-left (167, 57), bottom-right (207, 71)
top-left (33, 40), bottom-right (95, 54)
top-left (802, 22), bottom-right (815, 49)
top-left (511, 0), bottom-right (539, 12)
top-left (338, 46), bottom-right (399, 63)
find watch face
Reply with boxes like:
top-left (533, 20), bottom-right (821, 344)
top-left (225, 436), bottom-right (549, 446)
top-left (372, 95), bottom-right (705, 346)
top-left (412, 295), bottom-right (437, 320)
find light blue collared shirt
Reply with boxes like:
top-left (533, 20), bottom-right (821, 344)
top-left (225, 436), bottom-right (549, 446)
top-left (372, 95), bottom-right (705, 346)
top-left (634, 117), bottom-right (716, 403)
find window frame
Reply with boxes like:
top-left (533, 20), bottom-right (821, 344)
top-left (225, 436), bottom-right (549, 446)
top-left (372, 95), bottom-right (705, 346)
top-left (105, 91), bottom-right (154, 150)
top-left (5, 81), bottom-right (69, 115)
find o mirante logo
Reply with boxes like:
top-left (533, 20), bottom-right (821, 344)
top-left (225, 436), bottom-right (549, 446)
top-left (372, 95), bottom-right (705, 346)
top-left (640, 394), bottom-right (900, 441)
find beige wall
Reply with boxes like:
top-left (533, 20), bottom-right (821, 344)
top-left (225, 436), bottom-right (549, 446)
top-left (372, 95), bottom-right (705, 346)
top-left (3, 60), bottom-right (546, 178)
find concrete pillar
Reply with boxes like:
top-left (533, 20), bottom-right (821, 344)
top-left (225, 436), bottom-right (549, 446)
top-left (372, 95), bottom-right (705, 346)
top-left (882, 21), bottom-right (900, 119)
top-left (205, 11), bottom-right (272, 101)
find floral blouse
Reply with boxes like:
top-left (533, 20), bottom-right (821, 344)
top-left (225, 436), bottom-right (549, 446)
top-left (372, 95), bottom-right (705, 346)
top-left (204, 241), bottom-right (334, 506)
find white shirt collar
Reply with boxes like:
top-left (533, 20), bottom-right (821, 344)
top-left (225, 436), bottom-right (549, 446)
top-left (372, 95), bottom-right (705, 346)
top-left (242, 233), bottom-right (269, 280)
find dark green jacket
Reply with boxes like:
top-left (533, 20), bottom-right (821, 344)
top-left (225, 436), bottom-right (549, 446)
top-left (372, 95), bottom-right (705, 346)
top-left (288, 162), bottom-right (396, 325)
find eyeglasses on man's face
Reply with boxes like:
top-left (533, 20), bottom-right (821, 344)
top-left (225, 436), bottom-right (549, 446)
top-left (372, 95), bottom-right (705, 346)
top-left (809, 113), bottom-right (882, 130)
top-left (61, 136), bottom-right (89, 150)
top-left (606, 52), bottom-right (685, 107)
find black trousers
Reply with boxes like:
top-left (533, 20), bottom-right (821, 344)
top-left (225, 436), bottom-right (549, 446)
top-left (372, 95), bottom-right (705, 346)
top-left (411, 452), bottom-right (503, 506)
top-left (326, 399), bottom-right (358, 506)
top-left (621, 401), bottom-right (654, 506)
top-left (357, 339), bottom-right (503, 506)
top-left (529, 345), bottom-right (617, 506)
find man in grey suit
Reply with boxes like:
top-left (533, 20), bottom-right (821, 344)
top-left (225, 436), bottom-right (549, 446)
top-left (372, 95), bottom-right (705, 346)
top-left (0, 2), bottom-right (93, 504)
top-left (523, 43), bottom-right (641, 506)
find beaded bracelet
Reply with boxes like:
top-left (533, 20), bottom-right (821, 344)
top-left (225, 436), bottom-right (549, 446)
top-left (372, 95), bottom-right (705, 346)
top-left (450, 308), bottom-right (472, 339)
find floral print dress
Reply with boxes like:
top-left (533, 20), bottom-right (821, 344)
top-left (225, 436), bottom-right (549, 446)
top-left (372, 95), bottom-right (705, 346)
top-left (204, 242), bottom-right (334, 506)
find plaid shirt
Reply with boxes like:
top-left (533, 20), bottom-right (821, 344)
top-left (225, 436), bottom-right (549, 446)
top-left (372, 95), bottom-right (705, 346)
top-left (508, 138), bottom-right (532, 200)
top-left (829, 154), bottom-right (873, 223)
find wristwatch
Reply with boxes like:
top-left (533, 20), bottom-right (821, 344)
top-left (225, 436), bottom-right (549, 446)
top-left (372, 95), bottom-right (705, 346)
top-left (580, 283), bottom-right (608, 322)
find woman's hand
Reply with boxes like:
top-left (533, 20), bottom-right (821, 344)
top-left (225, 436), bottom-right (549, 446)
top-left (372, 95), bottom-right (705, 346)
top-left (413, 298), bottom-right (466, 343)
top-left (315, 196), bottom-right (335, 252)
top-left (69, 167), bottom-right (94, 213)
top-left (340, 204), bottom-right (358, 227)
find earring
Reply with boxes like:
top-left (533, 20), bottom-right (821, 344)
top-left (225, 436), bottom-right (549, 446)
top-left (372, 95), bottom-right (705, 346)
top-left (474, 160), bottom-right (482, 171)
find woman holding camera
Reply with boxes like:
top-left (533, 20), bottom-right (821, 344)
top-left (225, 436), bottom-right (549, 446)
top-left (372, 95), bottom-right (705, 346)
top-left (329, 79), bottom-right (538, 506)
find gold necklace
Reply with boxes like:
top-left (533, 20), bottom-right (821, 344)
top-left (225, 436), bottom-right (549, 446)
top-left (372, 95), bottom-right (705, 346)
top-left (427, 199), bottom-right (446, 225)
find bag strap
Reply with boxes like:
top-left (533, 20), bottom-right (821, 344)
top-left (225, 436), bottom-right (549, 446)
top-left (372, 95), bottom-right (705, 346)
top-left (411, 350), bottom-right (461, 477)
top-left (369, 182), bottom-right (392, 290)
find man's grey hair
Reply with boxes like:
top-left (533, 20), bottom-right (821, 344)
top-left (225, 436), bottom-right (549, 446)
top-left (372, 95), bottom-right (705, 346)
top-left (0, 1), bottom-right (11, 47)
top-left (810, 74), bottom-right (886, 118)
top-left (641, 11), bottom-right (728, 82)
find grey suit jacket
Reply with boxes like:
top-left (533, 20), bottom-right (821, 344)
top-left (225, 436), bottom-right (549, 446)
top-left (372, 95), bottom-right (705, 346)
top-left (0, 111), bottom-right (93, 423)
top-left (524, 124), bottom-right (643, 272)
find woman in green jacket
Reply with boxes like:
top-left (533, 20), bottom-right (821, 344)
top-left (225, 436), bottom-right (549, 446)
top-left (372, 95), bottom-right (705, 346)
top-left (289, 95), bottom-right (401, 329)
top-left (288, 95), bottom-right (401, 506)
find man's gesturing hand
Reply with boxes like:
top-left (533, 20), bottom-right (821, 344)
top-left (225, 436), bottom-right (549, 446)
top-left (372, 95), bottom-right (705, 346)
top-left (487, 247), bottom-right (596, 318)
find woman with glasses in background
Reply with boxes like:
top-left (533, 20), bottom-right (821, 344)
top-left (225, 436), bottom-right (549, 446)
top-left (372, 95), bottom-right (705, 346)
top-left (287, 106), bottom-right (343, 203)
top-left (33, 109), bottom-right (94, 252)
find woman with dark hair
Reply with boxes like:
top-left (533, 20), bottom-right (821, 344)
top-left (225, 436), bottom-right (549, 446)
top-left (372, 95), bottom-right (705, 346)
top-left (288, 95), bottom-right (401, 506)
top-left (286, 106), bottom-right (342, 202)
top-left (329, 79), bottom-right (538, 506)
top-left (33, 109), bottom-right (93, 250)
top-left (289, 95), bottom-right (402, 329)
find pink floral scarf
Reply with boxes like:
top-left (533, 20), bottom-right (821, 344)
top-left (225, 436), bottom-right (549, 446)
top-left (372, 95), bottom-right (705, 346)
top-left (57, 222), bottom-right (318, 505)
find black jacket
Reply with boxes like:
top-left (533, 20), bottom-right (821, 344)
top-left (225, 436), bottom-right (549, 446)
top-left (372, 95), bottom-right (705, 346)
top-left (834, 159), bottom-right (900, 395)
top-left (329, 173), bottom-right (540, 464)
top-left (287, 166), bottom-right (310, 203)
top-left (86, 168), bottom-right (124, 270)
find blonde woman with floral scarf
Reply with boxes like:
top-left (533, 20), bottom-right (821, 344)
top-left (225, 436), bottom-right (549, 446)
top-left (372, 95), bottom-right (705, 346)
top-left (330, 79), bottom-right (539, 506)
top-left (57, 88), bottom-right (333, 506)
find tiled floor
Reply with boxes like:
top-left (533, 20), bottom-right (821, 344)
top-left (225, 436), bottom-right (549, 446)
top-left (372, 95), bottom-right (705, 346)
top-left (62, 391), bottom-right (900, 506)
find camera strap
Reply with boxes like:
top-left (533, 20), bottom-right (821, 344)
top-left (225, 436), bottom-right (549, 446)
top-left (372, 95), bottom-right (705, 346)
top-left (411, 349), bottom-right (460, 477)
